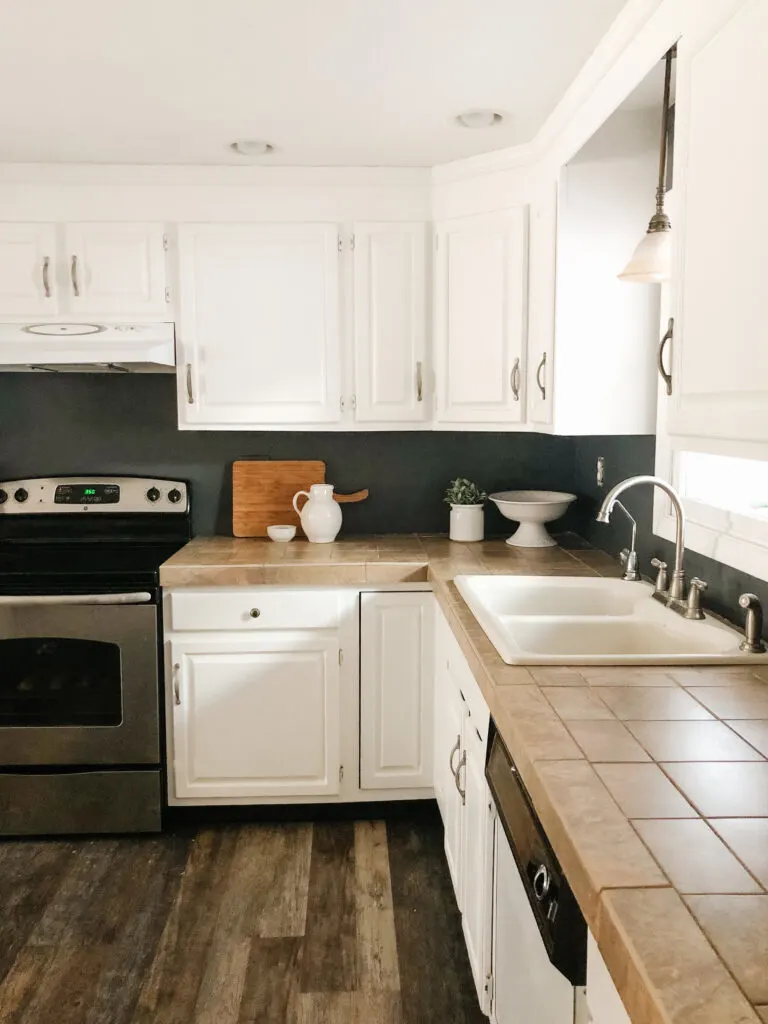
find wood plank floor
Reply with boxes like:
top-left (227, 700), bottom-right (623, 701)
top-left (0, 813), bottom-right (487, 1024)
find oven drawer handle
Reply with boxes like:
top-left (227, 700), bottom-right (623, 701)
top-left (0, 592), bottom-right (153, 606)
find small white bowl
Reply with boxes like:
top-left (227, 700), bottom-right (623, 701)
top-left (267, 524), bottom-right (297, 543)
top-left (489, 490), bottom-right (577, 547)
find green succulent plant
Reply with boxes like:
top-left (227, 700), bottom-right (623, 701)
top-left (444, 478), bottom-right (487, 506)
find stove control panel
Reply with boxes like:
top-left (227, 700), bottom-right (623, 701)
top-left (0, 477), bottom-right (189, 514)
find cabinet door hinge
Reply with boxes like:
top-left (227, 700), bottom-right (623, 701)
top-left (339, 765), bottom-right (344, 782)
top-left (350, 395), bottom-right (357, 411)
top-left (338, 234), bottom-right (343, 253)
top-left (340, 396), bottom-right (346, 412)
top-left (338, 648), bottom-right (344, 666)
top-left (162, 233), bottom-right (169, 252)
top-left (350, 233), bottom-right (355, 252)
top-left (487, 972), bottom-right (494, 1013)
top-left (164, 286), bottom-right (171, 304)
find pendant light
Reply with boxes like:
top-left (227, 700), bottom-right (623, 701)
top-left (618, 46), bottom-right (676, 283)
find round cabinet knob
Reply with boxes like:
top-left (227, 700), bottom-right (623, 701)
top-left (249, 608), bottom-right (261, 618)
top-left (14, 488), bottom-right (28, 503)
top-left (0, 489), bottom-right (7, 504)
top-left (167, 488), bottom-right (182, 504)
top-left (532, 864), bottom-right (551, 901)
top-left (146, 487), bottom-right (160, 503)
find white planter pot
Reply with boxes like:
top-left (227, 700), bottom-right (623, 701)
top-left (449, 504), bottom-right (484, 542)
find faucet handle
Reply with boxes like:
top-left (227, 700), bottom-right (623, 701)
top-left (650, 557), bottom-right (668, 594)
top-left (685, 577), bottom-right (707, 620)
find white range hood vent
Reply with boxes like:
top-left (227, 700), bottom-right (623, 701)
top-left (0, 322), bottom-right (176, 373)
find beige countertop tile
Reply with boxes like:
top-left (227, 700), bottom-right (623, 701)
top-left (726, 721), bottom-right (768, 757)
top-left (625, 721), bottom-right (766, 762)
top-left (684, 894), bottom-right (768, 1006)
top-left (709, 820), bottom-right (768, 889)
top-left (633, 819), bottom-right (764, 894)
top-left (663, 762), bottom-right (768, 818)
top-left (594, 686), bottom-right (715, 721)
top-left (598, 888), bottom-right (762, 1024)
top-left (594, 763), bottom-right (698, 819)
top-left (565, 719), bottom-right (652, 762)
top-left (161, 534), bottom-right (768, 1021)
top-left (685, 685), bottom-right (768, 720)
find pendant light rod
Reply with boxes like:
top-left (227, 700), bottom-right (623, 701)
top-left (651, 45), bottom-right (676, 230)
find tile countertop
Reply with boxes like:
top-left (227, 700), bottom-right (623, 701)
top-left (161, 535), bottom-right (768, 1024)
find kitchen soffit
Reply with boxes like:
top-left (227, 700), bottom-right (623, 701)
top-left (0, 0), bottom-right (629, 167)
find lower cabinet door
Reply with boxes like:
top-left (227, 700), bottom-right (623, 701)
top-left (170, 633), bottom-right (341, 799)
top-left (359, 592), bottom-right (434, 790)
top-left (492, 820), bottom-right (574, 1024)
top-left (461, 726), bottom-right (494, 1013)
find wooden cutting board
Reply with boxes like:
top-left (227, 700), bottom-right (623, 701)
top-left (232, 460), bottom-right (368, 537)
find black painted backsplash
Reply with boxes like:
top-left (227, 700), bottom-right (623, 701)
top-left (1, 373), bottom-right (765, 638)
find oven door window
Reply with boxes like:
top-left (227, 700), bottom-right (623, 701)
top-left (0, 637), bottom-right (122, 727)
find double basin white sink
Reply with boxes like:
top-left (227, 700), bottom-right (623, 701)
top-left (454, 575), bottom-right (768, 666)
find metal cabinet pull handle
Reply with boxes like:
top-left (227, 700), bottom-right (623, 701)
top-left (70, 254), bottom-right (80, 297)
top-left (533, 864), bottom-right (551, 901)
top-left (185, 363), bottom-right (194, 404)
top-left (416, 361), bottom-right (424, 402)
top-left (449, 735), bottom-right (461, 776)
top-left (249, 608), bottom-right (261, 619)
top-left (535, 352), bottom-right (547, 400)
top-left (454, 750), bottom-right (466, 805)
top-left (173, 663), bottom-right (181, 706)
top-left (658, 317), bottom-right (673, 396)
top-left (510, 357), bottom-right (521, 401)
top-left (42, 256), bottom-right (51, 298)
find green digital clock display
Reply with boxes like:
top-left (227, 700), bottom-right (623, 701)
top-left (83, 488), bottom-right (96, 496)
top-left (54, 483), bottom-right (120, 504)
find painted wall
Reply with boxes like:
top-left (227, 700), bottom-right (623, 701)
top-left (2, 373), bottom-right (764, 639)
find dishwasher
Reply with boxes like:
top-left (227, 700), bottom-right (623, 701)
top-left (486, 724), bottom-right (588, 1024)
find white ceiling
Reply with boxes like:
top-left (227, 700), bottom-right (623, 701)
top-left (0, 0), bottom-right (630, 167)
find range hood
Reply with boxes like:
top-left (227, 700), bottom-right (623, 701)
top-left (0, 322), bottom-right (176, 373)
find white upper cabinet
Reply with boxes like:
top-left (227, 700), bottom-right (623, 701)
top-left (359, 592), bottom-right (434, 790)
top-left (0, 224), bottom-right (59, 315)
top-left (177, 223), bottom-right (342, 428)
top-left (64, 223), bottom-right (168, 316)
top-left (526, 187), bottom-right (557, 427)
top-left (352, 223), bottom-right (428, 423)
top-left (434, 209), bottom-right (527, 426)
top-left (666, 0), bottom-right (768, 444)
top-left (0, 222), bottom-right (167, 319)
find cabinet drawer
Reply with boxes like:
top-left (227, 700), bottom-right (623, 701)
top-left (166, 588), bottom-right (346, 632)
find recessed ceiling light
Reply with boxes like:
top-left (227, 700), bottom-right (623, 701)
top-left (230, 139), bottom-right (276, 157)
top-left (456, 110), bottom-right (505, 130)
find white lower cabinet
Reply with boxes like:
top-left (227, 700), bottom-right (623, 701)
top-left (170, 633), bottom-right (342, 799)
top-left (433, 605), bottom-right (493, 1012)
top-left (586, 932), bottom-right (631, 1024)
top-left (359, 592), bottom-right (434, 790)
top-left (165, 587), bottom-right (434, 805)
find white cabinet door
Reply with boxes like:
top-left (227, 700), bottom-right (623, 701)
top-left (461, 724), bottom-right (494, 1014)
top-left (178, 223), bottom-right (341, 427)
top-left (492, 820), bottom-right (575, 1024)
top-left (170, 633), bottom-right (341, 799)
top-left (667, 0), bottom-right (768, 443)
top-left (435, 209), bottom-right (527, 425)
top-left (586, 932), bottom-right (631, 1024)
top-left (64, 223), bottom-right (167, 316)
top-left (0, 224), bottom-right (58, 315)
top-left (527, 185), bottom-right (557, 427)
top-left (353, 223), bottom-right (428, 423)
top-left (360, 592), bottom-right (434, 790)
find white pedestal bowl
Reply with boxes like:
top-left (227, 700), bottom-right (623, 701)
top-left (489, 490), bottom-right (577, 547)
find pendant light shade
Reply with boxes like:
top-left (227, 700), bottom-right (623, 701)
top-left (618, 46), bottom-right (676, 284)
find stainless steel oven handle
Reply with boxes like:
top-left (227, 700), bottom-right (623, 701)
top-left (0, 592), bottom-right (153, 606)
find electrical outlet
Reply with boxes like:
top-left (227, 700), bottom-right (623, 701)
top-left (596, 456), bottom-right (605, 489)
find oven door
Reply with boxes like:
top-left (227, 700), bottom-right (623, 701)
top-left (0, 595), bottom-right (159, 766)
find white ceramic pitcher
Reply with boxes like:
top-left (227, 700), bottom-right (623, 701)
top-left (292, 483), bottom-right (342, 543)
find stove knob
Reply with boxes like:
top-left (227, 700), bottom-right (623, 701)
top-left (167, 488), bottom-right (183, 504)
top-left (146, 487), bottom-right (160, 503)
top-left (14, 488), bottom-right (28, 503)
top-left (0, 489), bottom-right (7, 504)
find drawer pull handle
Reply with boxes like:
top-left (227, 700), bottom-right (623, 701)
top-left (249, 608), bottom-right (261, 618)
top-left (173, 663), bottom-right (181, 706)
top-left (536, 352), bottom-right (547, 400)
top-left (454, 751), bottom-right (466, 805)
